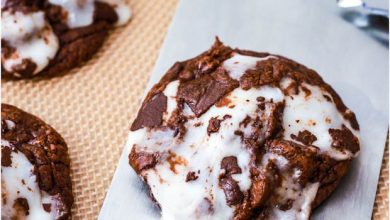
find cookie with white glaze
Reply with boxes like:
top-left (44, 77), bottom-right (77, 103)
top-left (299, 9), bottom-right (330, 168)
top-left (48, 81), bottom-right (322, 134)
top-left (1, 0), bottom-right (131, 79)
top-left (1, 104), bottom-right (72, 220)
top-left (128, 39), bottom-right (360, 220)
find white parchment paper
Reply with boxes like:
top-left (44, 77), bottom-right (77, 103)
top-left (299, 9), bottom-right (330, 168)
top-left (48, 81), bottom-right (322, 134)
top-left (99, 0), bottom-right (389, 219)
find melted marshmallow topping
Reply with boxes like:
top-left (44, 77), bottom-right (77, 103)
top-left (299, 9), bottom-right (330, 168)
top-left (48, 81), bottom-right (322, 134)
top-left (48, 0), bottom-right (132, 27)
top-left (129, 52), bottom-right (360, 220)
top-left (280, 78), bottom-right (359, 160)
top-left (223, 54), bottom-right (277, 80)
top-left (1, 141), bottom-right (58, 220)
top-left (1, 11), bottom-right (59, 75)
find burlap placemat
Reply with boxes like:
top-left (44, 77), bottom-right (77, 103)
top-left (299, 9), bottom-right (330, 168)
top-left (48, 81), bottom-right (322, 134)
top-left (1, 0), bottom-right (388, 219)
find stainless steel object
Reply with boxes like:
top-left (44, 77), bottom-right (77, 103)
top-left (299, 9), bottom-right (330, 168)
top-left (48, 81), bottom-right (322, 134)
top-left (337, 0), bottom-right (389, 47)
top-left (337, 0), bottom-right (389, 17)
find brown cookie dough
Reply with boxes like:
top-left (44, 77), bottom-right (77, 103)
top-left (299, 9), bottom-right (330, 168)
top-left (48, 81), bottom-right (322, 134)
top-left (1, 0), bottom-right (131, 79)
top-left (1, 104), bottom-right (73, 220)
top-left (128, 39), bottom-right (360, 219)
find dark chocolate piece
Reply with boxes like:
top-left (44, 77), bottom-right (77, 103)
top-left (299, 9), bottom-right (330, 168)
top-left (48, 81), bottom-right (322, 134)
top-left (131, 93), bottom-right (167, 131)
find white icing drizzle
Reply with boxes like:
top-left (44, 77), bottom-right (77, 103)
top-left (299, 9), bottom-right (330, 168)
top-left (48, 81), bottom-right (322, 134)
top-left (49, 0), bottom-right (95, 28)
top-left (5, 120), bottom-right (16, 130)
top-left (281, 77), bottom-right (359, 160)
top-left (1, 139), bottom-right (11, 147)
top-left (129, 53), bottom-right (360, 219)
top-left (105, 0), bottom-right (132, 26)
top-left (48, 0), bottom-right (131, 28)
top-left (1, 146), bottom-right (57, 220)
top-left (1, 11), bottom-right (59, 75)
top-left (261, 152), bottom-right (289, 169)
top-left (223, 53), bottom-right (277, 80)
top-left (162, 80), bottom-right (180, 122)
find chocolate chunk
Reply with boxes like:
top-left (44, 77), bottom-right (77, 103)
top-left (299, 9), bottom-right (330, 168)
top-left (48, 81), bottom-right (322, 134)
top-left (236, 102), bottom-right (284, 149)
top-left (2, 190), bottom-right (7, 205)
top-left (261, 102), bottom-right (284, 140)
top-left (239, 116), bottom-right (252, 128)
top-left (186, 171), bottom-right (198, 182)
top-left (207, 115), bottom-right (231, 135)
top-left (344, 110), bottom-right (360, 130)
top-left (290, 130), bottom-right (317, 145)
top-left (178, 40), bottom-right (231, 81)
top-left (22, 144), bottom-right (50, 165)
top-left (256, 96), bottom-right (265, 102)
top-left (194, 122), bottom-right (202, 127)
top-left (239, 58), bottom-right (282, 89)
top-left (168, 112), bottom-right (188, 139)
top-left (129, 147), bottom-right (158, 174)
top-left (301, 86), bottom-right (311, 98)
top-left (279, 199), bottom-right (294, 211)
top-left (219, 156), bottom-right (244, 206)
top-left (93, 1), bottom-right (118, 23)
top-left (13, 198), bottom-right (29, 216)
top-left (178, 68), bottom-right (238, 117)
top-left (193, 55), bottom-right (221, 78)
top-left (221, 156), bottom-right (242, 175)
top-left (131, 93), bottom-right (167, 131)
top-left (1, 120), bottom-right (7, 133)
top-left (283, 80), bottom-right (299, 96)
top-left (1, 146), bottom-right (12, 167)
top-left (258, 103), bottom-right (266, 111)
top-left (43, 203), bottom-right (51, 212)
top-left (329, 125), bottom-right (360, 154)
top-left (323, 94), bottom-right (332, 102)
top-left (250, 176), bottom-right (271, 208)
top-left (1, 40), bottom-right (15, 59)
top-left (265, 139), bottom-right (319, 185)
top-left (11, 59), bottom-right (37, 78)
top-left (223, 115), bottom-right (232, 120)
top-left (219, 176), bottom-right (244, 206)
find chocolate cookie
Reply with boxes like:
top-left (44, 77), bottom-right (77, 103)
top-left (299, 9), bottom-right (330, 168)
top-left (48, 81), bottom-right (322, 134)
top-left (128, 39), bottom-right (360, 219)
top-left (1, 104), bottom-right (73, 219)
top-left (1, 0), bottom-right (131, 79)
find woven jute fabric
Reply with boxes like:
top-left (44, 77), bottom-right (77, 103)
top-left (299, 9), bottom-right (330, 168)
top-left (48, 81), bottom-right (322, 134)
top-left (1, 0), bottom-right (388, 219)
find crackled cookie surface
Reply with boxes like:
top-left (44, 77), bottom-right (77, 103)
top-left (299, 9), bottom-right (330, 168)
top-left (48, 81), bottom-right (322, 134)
top-left (128, 40), bottom-right (360, 220)
top-left (1, 104), bottom-right (73, 220)
top-left (1, 0), bottom-right (131, 79)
